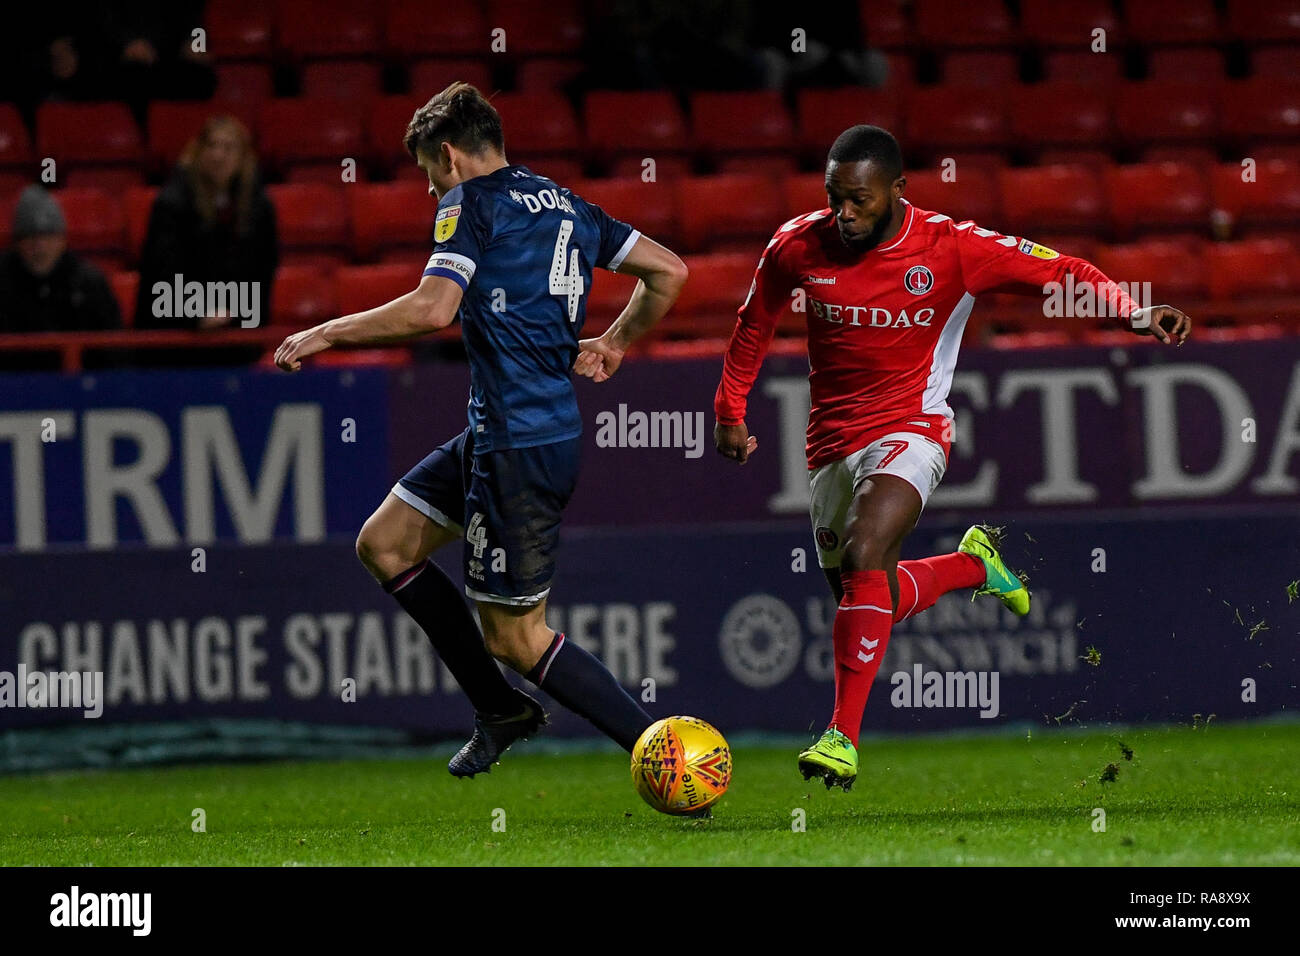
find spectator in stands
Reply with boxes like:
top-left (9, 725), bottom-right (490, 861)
top-left (105, 0), bottom-right (215, 121)
top-left (136, 115), bottom-right (277, 330)
top-left (0, 186), bottom-right (121, 332)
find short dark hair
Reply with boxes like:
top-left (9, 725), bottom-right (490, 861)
top-left (404, 82), bottom-right (504, 159)
top-left (827, 125), bottom-right (903, 181)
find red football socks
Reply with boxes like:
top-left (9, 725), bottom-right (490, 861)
top-left (829, 569), bottom-right (894, 746)
top-left (892, 552), bottom-right (985, 623)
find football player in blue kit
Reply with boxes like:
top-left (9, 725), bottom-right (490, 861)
top-left (275, 83), bottom-right (688, 776)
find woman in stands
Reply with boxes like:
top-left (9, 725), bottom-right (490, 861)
top-left (136, 115), bottom-right (277, 333)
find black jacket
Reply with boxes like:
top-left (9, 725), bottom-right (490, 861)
top-left (135, 169), bottom-right (278, 329)
top-left (0, 249), bottom-right (121, 333)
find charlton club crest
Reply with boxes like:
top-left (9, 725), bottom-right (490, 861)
top-left (904, 265), bottom-right (934, 295)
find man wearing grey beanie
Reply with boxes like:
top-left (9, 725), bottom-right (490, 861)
top-left (0, 185), bottom-right (121, 334)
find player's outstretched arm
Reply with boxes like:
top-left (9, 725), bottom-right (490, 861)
top-left (274, 274), bottom-right (463, 371)
top-left (574, 235), bottom-right (687, 383)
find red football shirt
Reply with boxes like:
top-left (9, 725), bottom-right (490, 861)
top-left (714, 200), bottom-right (1137, 468)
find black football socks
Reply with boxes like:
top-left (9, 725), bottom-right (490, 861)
top-left (525, 632), bottom-right (652, 751)
top-left (383, 560), bottom-right (522, 717)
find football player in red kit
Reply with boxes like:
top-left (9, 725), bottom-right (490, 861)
top-left (713, 126), bottom-right (1191, 789)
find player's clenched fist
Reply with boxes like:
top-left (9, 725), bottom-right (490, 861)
top-left (714, 421), bottom-right (758, 464)
top-left (573, 334), bottom-right (624, 383)
top-left (275, 325), bottom-right (332, 371)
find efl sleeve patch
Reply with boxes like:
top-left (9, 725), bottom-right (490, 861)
top-left (434, 204), bottom-right (461, 242)
top-left (1018, 238), bottom-right (1059, 260)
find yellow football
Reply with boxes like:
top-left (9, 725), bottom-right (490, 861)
top-left (630, 716), bottom-right (732, 815)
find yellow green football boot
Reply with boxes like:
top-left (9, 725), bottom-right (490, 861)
top-left (798, 728), bottom-right (858, 791)
top-left (959, 524), bottom-right (1030, 616)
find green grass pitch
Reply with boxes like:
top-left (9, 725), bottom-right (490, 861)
top-left (2, 720), bottom-right (1296, 866)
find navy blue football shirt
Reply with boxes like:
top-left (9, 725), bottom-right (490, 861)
top-left (422, 165), bottom-right (640, 451)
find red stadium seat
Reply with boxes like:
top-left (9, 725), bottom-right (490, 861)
top-left (0, 190), bottom-right (16, 247)
top-left (882, 53), bottom-right (916, 88)
top-left (716, 155), bottom-right (797, 176)
top-left (1141, 145), bottom-right (1218, 166)
top-left (0, 172), bottom-right (29, 200)
top-left (1227, 0), bottom-right (1300, 41)
top-left (0, 105), bottom-right (32, 168)
top-left (37, 103), bottom-right (141, 165)
top-left (123, 186), bottom-right (158, 261)
top-left (904, 86), bottom-right (1008, 154)
top-left (385, 0), bottom-right (486, 56)
top-left (914, 0), bottom-right (1015, 49)
top-left (301, 60), bottom-right (384, 99)
top-left (1222, 79), bottom-right (1300, 144)
top-left (147, 101), bottom-right (259, 171)
top-left (367, 95), bottom-right (424, 167)
top-left (272, 265), bottom-right (338, 326)
top-left (517, 58), bottom-right (584, 93)
top-left (609, 155), bottom-right (692, 180)
top-left (998, 165), bottom-right (1106, 235)
top-left (1114, 81), bottom-right (1219, 148)
top-left (570, 177), bottom-right (678, 245)
top-left (58, 188), bottom-right (126, 256)
top-left (1212, 160), bottom-right (1300, 234)
top-left (796, 88), bottom-right (901, 157)
top-left (1038, 148), bottom-right (1114, 170)
top-left (206, 0), bottom-right (273, 60)
top-left (1093, 239), bottom-right (1210, 302)
top-left (1124, 0), bottom-right (1220, 45)
top-left (408, 59), bottom-right (493, 97)
top-left (109, 272), bottom-right (139, 327)
top-left (669, 253), bottom-right (757, 338)
top-left (267, 183), bottom-right (350, 254)
top-left (491, 93), bottom-right (581, 155)
top-left (691, 92), bottom-right (794, 156)
top-left (903, 167), bottom-right (1001, 227)
top-left (513, 157), bottom-right (584, 183)
top-left (335, 264), bottom-right (420, 316)
top-left (1198, 322), bottom-right (1290, 341)
top-left (1253, 48), bottom-right (1300, 79)
top-left (783, 173), bottom-right (827, 219)
top-left (286, 164), bottom-right (369, 184)
top-left (1105, 162), bottom-right (1211, 239)
top-left (943, 53), bottom-right (1019, 87)
top-left (276, 0), bottom-right (381, 59)
top-left (63, 167), bottom-right (145, 193)
top-left (677, 174), bottom-right (786, 252)
top-left (1042, 51), bottom-right (1122, 86)
top-left (259, 99), bottom-right (365, 167)
top-left (213, 63), bottom-right (274, 103)
top-left (349, 181), bottom-right (434, 260)
top-left (584, 92), bottom-right (689, 163)
top-left (1207, 238), bottom-right (1300, 299)
top-left (490, 0), bottom-right (584, 55)
top-left (858, 0), bottom-right (910, 50)
top-left (584, 269), bottom-right (639, 330)
top-left (1020, 0), bottom-right (1119, 48)
top-left (1250, 144), bottom-right (1300, 164)
top-left (1146, 48), bottom-right (1226, 82)
top-left (1010, 82), bottom-right (1112, 149)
